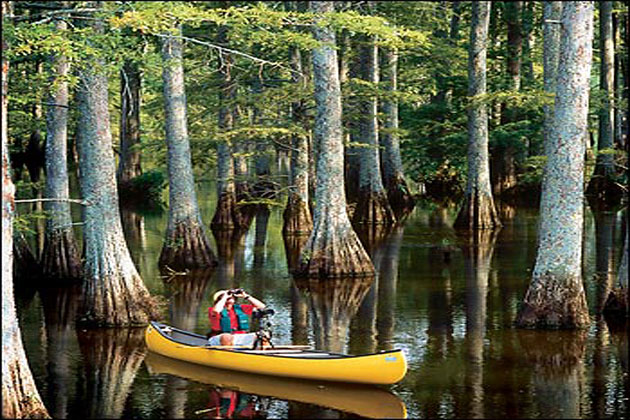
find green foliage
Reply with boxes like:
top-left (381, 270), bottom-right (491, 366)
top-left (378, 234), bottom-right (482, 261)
top-left (120, 169), bottom-right (167, 206)
top-left (517, 156), bottom-right (547, 187)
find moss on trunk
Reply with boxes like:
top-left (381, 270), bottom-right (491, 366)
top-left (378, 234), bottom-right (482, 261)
top-left (283, 192), bottom-right (312, 235)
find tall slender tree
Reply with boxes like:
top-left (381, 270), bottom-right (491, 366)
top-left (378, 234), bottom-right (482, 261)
top-left (2, 2), bottom-right (50, 417)
top-left (542, 2), bottom-right (563, 157)
top-left (283, 21), bottom-right (312, 235)
top-left (586, 1), bottom-right (622, 206)
top-left (76, 2), bottom-right (159, 326)
top-left (380, 47), bottom-right (414, 218)
top-left (211, 25), bottom-right (245, 232)
top-left (352, 18), bottom-right (396, 227)
top-left (117, 59), bottom-right (142, 186)
top-left (454, 1), bottom-right (501, 231)
top-left (158, 28), bottom-right (217, 269)
top-left (40, 12), bottom-right (81, 280)
top-left (296, 0), bottom-right (374, 278)
top-left (516, 1), bottom-right (594, 329)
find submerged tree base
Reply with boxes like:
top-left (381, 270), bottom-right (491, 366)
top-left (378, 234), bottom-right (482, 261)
top-left (283, 193), bottom-right (312, 235)
top-left (211, 192), bottom-right (249, 232)
top-left (386, 177), bottom-right (415, 219)
top-left (585, 175), bottom-right (625, 210)
top-left (352, 190), bottom-right (396, 226)
top-left (159, 221), bottom-right (217, 270)
top-left (2, 361), bottom-right (50, 419)
top-left (516, 274), bottom-right (590, 329)
top-left (78, 272), bottom-right (163, 327)
top-left (41, 230), bottom-right (82, 280)
top-left (603, 287), bottom-right (628, 318)
top-left (294, 227), bottom-right (375, 278)
top-left (454, 191), bottom-right (501, 230)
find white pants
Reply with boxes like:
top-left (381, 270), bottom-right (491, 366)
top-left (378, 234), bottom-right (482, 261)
top-left (208, 332), bottom-right (256, 347)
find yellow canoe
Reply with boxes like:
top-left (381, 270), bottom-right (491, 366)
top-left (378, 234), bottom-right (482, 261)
top-left (145, 322), bottom-right (407, 385)
top-left (145, 352), bottom-right (407, 419)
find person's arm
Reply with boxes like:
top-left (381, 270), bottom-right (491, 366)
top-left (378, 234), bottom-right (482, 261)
top-left (241, 291), bottom-right (266, 310)
top-left (212, 291), bottom-right (229, 313)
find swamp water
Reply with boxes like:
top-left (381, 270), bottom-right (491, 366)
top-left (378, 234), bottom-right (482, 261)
top-left (16, 182), bottom-right (629, 418)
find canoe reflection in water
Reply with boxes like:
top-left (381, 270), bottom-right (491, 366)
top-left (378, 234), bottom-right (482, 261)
top-left (206, 388), bottom-right (260, 419)
top-left (144, 352), bottom-right (407, 419)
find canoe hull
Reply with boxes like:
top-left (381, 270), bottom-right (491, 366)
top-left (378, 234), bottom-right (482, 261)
top-left (145, 323), bottom-right (407, 385)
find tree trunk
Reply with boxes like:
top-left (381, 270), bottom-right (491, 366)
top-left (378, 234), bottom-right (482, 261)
top-left (352, 30), bottom-right (396, 227)
top-left (211, 26), bottom-right (248, 232)
top-left (604, 224), bottom-right (628, 317)
top-left (117, 59), bottom-right (142, 185)
top-left (2, 2), bottom-right (50, 415)
top-left (295, 1), bottom-right (374, 278)
top-left (522, 1), bottom-right (535, 87)
top-left (158, 29), bottom-right (217, 270)
top-left (586, 1), bottom-right (622, 206)
top-left (283, 40), bottom-right (312, 235)
top-left (492, 1), bottom-right (521, 196)
top-left (542, 2), bottom-right (563, 157)
top-left (380, 47), bottom-right (414, 218)
top-left (75, 8), bottom-right (159, 326)
top-left (41, 15), bottom-right (81, 280)
top-left (454, 1), bottom-right (501, 231)
top-left (516, 2), bottom-right (594, 329)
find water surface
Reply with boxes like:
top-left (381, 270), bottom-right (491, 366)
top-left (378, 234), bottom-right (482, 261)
top-left (17, 183), bottom-right (629, 418)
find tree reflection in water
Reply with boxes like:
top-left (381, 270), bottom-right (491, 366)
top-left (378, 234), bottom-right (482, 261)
top-left (76, 327), bottom-right (146, 418)
top-left (40, 284), bottom-right (81, 419)
top-left (518, 330), bottom-right (587, 419)
top-left (295, 276), bottom-right (374, 354)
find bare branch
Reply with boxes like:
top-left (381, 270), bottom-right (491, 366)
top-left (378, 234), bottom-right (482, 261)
top-left (15, 198), bottom-right (91, 206)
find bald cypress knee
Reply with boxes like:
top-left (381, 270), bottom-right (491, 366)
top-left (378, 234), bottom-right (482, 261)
top-left (159, 29), bottom-right (217, 269)
top-left (295, 1), bottom-right (374, 278)
top-left (516, 2), bottom-right (593, 329)
top-left (454, 1), bottom-right (500, 231)
top-left (41, 15), bottom-right (81, 280)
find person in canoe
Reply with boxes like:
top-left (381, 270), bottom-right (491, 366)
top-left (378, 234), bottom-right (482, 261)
top-left (207, 288), bottom-right (267, 347)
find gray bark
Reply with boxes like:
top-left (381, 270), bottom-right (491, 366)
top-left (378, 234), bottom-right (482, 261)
top-left (296, 1), bottom-right (374, 278)
top-left (211, 26), bottom-right (245, 232)
top-left (75, 8), bottom-right (158, 326)
top-left (283, 40), bottom-right (312, 235)
top-left (543, 2), bottom-right (563, 157)
top-left (159, 30), bottom-right (217, 269)
top-left (517, 1), bottom-right (594, 329)
top-left (41, 15), bottom-right (81, 280)
top-left (380, 47), bottom-right (414, 217)
top-left (2, 2), bottom-right (50, 415)
top-left (454, 1), bottom-right (501, 231)
top-left (353, 30), bottom-right (395, 226)
top-left (117, 59), bottom-right (142, 184)
top-left (587, 1), bottom-right (617, 198)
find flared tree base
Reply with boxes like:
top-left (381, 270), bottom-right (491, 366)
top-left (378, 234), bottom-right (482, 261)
top-left (41, 229), bottom-right (82, 280)
top-left (2, 361), bottom-right (50, 419)
top-left (283, 194), bottom-right (312, 235)
top-left (78, 272), bottom-right (162, 327)
top-left (585, 174), bottom-right (625, 210)
top-left (294, 224), bottom-right (375, 278)
top-left (386, 177), bottom-right (415, 219)
top-left (159, 221), bottom-right (217, 270)
top-left (603, 287), bottom-right (628, 317)
top-left (211, 192), bottom-right (249, 232)
top-left (352, 190), bottom-right (396, 226)
top-left (516, 274), bottom-right (590, 329)
top-left (454, 190), bottom-right (502, 230)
